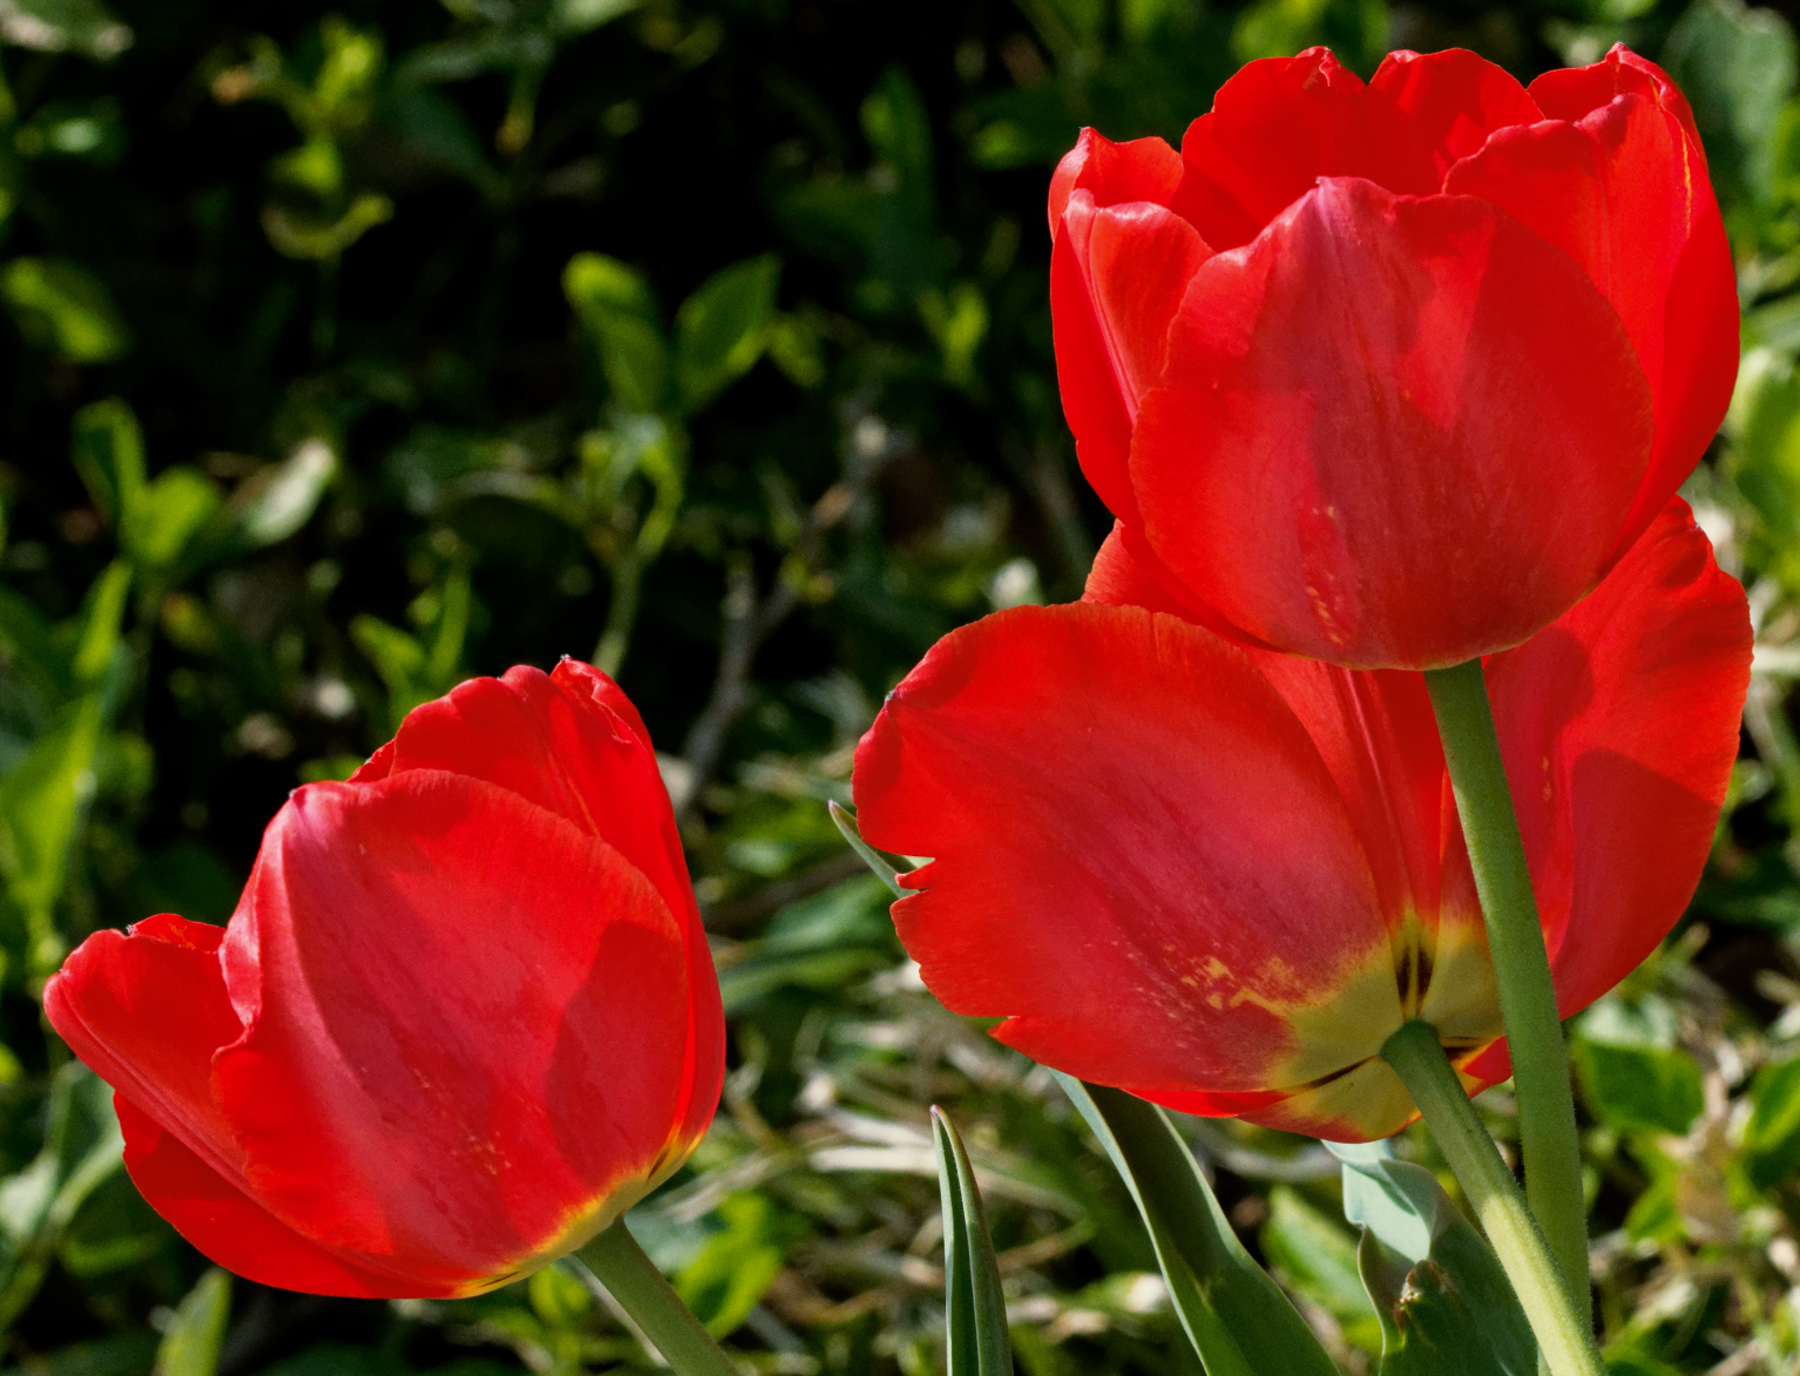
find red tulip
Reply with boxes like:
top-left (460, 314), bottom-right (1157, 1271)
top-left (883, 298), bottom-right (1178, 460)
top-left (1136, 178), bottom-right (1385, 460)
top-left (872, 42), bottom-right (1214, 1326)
top-left (852, 500), bottom-right (1748, 1140)
top-left (1050, 45), bottom-right (1738, 670)
top-left (45, 662), bottom-right (724, 1298)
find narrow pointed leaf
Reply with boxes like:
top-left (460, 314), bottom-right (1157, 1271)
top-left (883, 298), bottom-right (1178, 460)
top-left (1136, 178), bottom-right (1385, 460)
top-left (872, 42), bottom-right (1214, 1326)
top-left (829, 800), bottom-right (907, 898)
top-left (1054, 1073), bottom-right (1337, 1376)
top-left (1327, 1142), bottom-right (1535, 1375)
top-left (932, 1108), bottom-right (1014, 1376)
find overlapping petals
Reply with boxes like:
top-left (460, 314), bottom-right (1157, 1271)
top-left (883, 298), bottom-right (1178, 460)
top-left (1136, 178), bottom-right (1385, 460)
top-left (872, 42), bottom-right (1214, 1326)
top-left (1050, 44), bottom-right (1737, 670)
top-left (853, 501), bottom-right (1749, 1140)
top-left (46, 661), bottom-right (724, 1298)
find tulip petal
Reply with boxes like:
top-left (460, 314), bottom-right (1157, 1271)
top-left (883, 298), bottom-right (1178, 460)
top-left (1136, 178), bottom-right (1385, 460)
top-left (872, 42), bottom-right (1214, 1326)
top-left (1053, 197), bottom-right (1212, 520)
top-left (1171, 48), bottom-right (1443, 250)
top-left (1485, 498), bottom-right (1750, 1020)
top-left (1369, 48), bottom-right (1543, 182)
top-left (1446, 98), bottom-right (1737, 557)
top-left (1083, 522), bottom-right (1194, 619)
top-left (1528, 44), bottom-right (1703, 155)
top-left (854, 602), bottom-right (1398, 1106)
top-left (114, 1096), bottom-right (421, 1298)
top-left (44, 916), bottom-right (244, 1185)
top-left (1048, 128), bottom-right (1183, 238)
top-left (1134, 176), bottom-right (1655, 669)
top-left (214, 773), bottom-right (696, 1289)
top-left (1085, 525), bottom-right (1470, 959)
top-left (355, 664), bottom-right (691, 923)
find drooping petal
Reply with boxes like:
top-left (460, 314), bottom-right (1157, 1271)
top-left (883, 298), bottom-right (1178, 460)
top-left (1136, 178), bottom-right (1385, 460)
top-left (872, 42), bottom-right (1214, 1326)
top-left (114, 1096), bottom-right (421, 1298)
top-left (1447, 96), bottom-right (1738, 556)
top-left (1171, 48), bottom-right (1440, 249)
top-left (1053, 197), bottom-right (1212, 519)
top-left (214, 773), bottom-right (697, 1289)
top-left (1048, 127), bottom-right (1183, 238)
top-left (853, 602), bottom-right (1400, 1111)
top-left (1485, 498), bottom-right (1750, 1020)
top-left (1133, 175), bottom-right (1655, 669)
top-left (43, 916), bottom-right (244, 1186)
top-left (1369, 48), bottom-right (1543, 183)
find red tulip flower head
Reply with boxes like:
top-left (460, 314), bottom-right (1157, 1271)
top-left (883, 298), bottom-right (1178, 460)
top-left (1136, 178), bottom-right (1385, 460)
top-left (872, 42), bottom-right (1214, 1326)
top-left (853, 500), bottom-right (1749, 1140)
top-left (45, 661), bottom-right (724, 1298)
top-left (1051, 45), bottom-right (1738, 669)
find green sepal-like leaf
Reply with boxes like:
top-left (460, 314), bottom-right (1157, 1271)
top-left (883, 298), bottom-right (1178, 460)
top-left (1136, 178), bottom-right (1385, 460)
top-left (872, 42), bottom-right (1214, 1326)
top-left (932, 1108), bottom-right (1013, 1376)
top-left (1328, 1141), bottom-right (1535, 1376)
top-left (1053, 1074), bottom-right (1338, 1376)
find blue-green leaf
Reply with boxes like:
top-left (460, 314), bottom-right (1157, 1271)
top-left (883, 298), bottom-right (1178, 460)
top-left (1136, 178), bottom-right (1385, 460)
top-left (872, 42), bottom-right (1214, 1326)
top-left (1328, 1141), bottom-right (1534, 1375)
top-left (933, 1108), bottom-right (1014, 1376)
top-left (827, 800), bottom-right (907, 899)
top-left (1054, 1075), bottom-right (1337, 1376)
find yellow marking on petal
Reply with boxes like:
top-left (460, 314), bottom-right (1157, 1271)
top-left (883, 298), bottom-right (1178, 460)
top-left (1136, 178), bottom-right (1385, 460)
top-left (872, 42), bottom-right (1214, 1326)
top-left (450, 1124), bottom-right (707, 1298)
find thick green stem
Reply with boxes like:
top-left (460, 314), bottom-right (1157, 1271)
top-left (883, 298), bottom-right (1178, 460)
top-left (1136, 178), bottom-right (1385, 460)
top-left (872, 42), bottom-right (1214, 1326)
top-left (574, 1222), bottom-right (739, 1376)
top-left (1423, 659), bottom-right (1589, 1318)
top-left (1382, 1022), bottom-right (1605, 1376)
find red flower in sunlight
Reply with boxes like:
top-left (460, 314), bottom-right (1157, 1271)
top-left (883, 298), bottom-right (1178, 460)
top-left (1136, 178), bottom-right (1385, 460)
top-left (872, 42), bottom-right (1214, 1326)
top-left (45, 662), bottom-right (723, 1298)
top-left (852, 500), bottom-right (1749, 1141)
top-left (1050, 44), bottom-right (1737, 670)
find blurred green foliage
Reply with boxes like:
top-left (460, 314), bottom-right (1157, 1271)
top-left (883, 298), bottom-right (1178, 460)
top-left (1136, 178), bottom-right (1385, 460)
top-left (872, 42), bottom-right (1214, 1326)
top-left (0, 0), bottom-right (1796, 1372)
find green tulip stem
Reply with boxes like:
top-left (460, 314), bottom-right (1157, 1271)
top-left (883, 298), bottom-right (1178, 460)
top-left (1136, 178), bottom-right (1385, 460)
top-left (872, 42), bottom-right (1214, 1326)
top-left (575, 1221), bottom-right (740, 1376)
top-left (1381, 1021), bottom-right (1605, 1376)
top-left (1423, 658), bottom-right (1588, 1318)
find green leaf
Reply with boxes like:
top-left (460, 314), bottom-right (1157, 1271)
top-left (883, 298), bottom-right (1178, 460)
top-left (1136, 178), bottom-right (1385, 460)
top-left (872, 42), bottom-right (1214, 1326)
top-left (551, 0), bottom-right (642, 35)
top-left (1259, 1186), bottom-right (1380, 1349)
top-left (1328, 1141), bottom-right (1535, 1376)
top-left (672, 1192), bottom-right (799, 1337)
top-left (70, 398), bottom-right (145, 530)
top-left (564, 252), bottom-right (668, 414)
top-left (674, 254), bottom-right (779, 413)
top-left (1, 258), bottom-right (130, 363)
top-left (1664, 0), bottom-right (1797, 201)
top-left (124, 467), bottom-right (222, 574)
top-left (1053, 1075), bottom-right (1338, 1376)
top-left (827, 800), bottom-right (907, 898)
top-left (933, 1108), bottom-right (1014, 1376)
top-left (0, 693), bottom-right (103, 958)
top-left (0, 1065), bottom-right (126, 1331)
top-left (154, 1269), bottom-right (230, 1376)
top-left (1741, 1054), bottom-right (1800, 1192)
top-left (1572, 1040), bottom-right (1703, 1137)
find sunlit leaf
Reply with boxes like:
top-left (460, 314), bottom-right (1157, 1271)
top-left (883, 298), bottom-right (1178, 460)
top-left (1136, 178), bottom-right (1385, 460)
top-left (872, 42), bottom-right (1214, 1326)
top-left (0, 258), bottom-right (130, 362)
